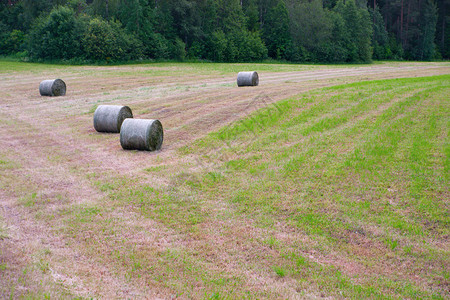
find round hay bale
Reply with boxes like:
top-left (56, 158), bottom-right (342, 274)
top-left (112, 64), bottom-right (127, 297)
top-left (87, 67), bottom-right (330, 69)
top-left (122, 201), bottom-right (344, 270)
top-left (39, 79), bottom-right (66, 96)
top-left (120, 119), bottom-right (163, 151)
top-left (237, 71), bottom-right (259, 87)
top-left (93, 105), bottom-right (133, 133)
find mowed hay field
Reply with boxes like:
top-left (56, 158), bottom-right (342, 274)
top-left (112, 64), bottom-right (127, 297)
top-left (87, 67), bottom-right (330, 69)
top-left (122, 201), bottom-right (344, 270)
top-left (0, 61), bottom-right (449, 299)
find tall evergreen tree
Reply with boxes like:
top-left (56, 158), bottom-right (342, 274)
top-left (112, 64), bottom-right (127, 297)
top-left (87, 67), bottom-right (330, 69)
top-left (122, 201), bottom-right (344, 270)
top-left (334, 0), bottom-right (372, 62)
top-left (263, 0), bottom-right (290, 59)
top-left (370, 5), bottom-right (389, 59)
top-left (435, 0), bottom-right (449, 58)
top-left (288, 0), bottom-right (334, 62)
top-left (406, 0), bottom-right (437, 60)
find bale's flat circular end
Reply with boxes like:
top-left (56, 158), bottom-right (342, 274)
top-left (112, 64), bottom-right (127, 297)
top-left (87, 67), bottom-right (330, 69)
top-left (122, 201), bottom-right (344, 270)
top-left (116, 106), bottom-right (133, 132)
top-left (120, 119), bottom-right (164, 151)
top-left (146, 119), bottom-right (164, 151)
top-left (52, 79), bottom-right (66, 96)
top-left (237, 71), bottom-right (259, 87)
top-left (39, 79), bottom-right (66, 96)
top-left (252, 72), bottom-right (259, 86)
top-left (94, 105), bottom-right (133, 133)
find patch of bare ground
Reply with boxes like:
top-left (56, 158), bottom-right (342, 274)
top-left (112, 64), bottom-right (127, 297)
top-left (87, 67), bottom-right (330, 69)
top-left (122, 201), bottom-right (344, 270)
top-left (0, 190), bottom-right (163, 299)
top-left (1, 62), bottom-right (449, 297)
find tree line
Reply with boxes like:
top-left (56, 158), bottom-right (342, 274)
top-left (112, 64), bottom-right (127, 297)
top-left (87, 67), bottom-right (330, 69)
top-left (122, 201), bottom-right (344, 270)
top-left (0, 0), bottom-right (448, 63)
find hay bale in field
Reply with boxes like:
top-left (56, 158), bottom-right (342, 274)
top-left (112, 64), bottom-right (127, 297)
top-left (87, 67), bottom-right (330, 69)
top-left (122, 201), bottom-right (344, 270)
top-left (93, 105), bottom-right (133, 133)
top-left (39, 79), bottom-right (66, 96)
top-left (120, 119), bottom-right (163, 151)
top-left (237, 71), bottom-right (259, 87)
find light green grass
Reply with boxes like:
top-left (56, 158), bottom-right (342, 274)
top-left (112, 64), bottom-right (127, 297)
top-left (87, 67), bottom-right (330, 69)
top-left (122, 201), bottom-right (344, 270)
top-left (0, 58), bottom-right (414, 75)
top-left (0, 59), bottom-right (70, 73)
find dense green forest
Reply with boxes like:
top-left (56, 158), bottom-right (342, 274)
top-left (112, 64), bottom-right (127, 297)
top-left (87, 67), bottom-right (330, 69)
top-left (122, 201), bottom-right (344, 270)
top-left (0, 0), bottom-right (448, 63)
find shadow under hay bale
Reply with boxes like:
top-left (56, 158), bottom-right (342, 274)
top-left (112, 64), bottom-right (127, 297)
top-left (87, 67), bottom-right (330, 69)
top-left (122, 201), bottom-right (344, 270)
top-left (93, 105), bottom-right (133, 133)
top-left (237, 71), bottom-right (259, 87)
top-left (120, 119), bottom-right (163, 151)
top-left (39, 79), bottom-right (66, 96)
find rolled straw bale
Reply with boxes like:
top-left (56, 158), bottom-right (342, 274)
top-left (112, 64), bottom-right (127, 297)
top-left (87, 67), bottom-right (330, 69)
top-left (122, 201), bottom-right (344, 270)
top-left (93, 105), bottom-right (133, 133)
top-left (120, 119), bottom-right (163, 151)
top-left (237, 71), bottom-right (259, 87)
top-left (39, 79), bottom-right (66, 96)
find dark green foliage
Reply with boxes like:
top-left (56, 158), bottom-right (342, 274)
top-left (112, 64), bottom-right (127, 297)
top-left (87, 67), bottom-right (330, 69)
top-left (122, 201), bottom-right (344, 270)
top-left (243, 0), bottom-right (259, 32)
top-left (83, 18), bottom-right (142, 61)
top-left (116, 0), bottom-right (168, 59)
top-left (89, 0), bottom-right (120, 19)
top-left (17, 0), bottom-right (54, 31)
top-left (263, 0), bottom-right (291, 60)
top-left (286, 0), bottom-right (372, 63)
top-left (323, 0), bottom-right (337, 9)
top-left (203, 29), bottom-right (266, 62)
top-left (375, 0), bottom-right (445, 59)
top-left (0, 21), bottom-right (10, 55)
top-left (232, 30), bottom-right (267, 61)
top-left (0, 2), bottom-right (23, 31)
top-left (6, 29), bottom-right (25, 54)
top-left (435, 0), bottom-right (449, 58)
top-left (28, 6), bottom-right (85, 60)
top-left (329, 12), bottom-right (352, 62)
top-left (387, 33), bottom-right (404, 60)
top-left (0, 0), bottom-right (445, 62)
top-left (169, 37), bottom-right (186, 61)
top-left (140, 31), bottom-right (170, 59)
top-left (371, 6), bottom-right (389, 59)
top-left (207, 30), bottom-right (228, 61)
top-left (288, 0), bottom-right (334, 62)
top-left (333, 0), bottom-right (373, 62)
top-left (403, 0), bottom-right (438, 60)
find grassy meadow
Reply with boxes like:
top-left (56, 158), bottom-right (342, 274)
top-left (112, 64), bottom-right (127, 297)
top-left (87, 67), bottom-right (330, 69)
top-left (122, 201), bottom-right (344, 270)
top-left (0, 60), bottom-right (449, 299)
